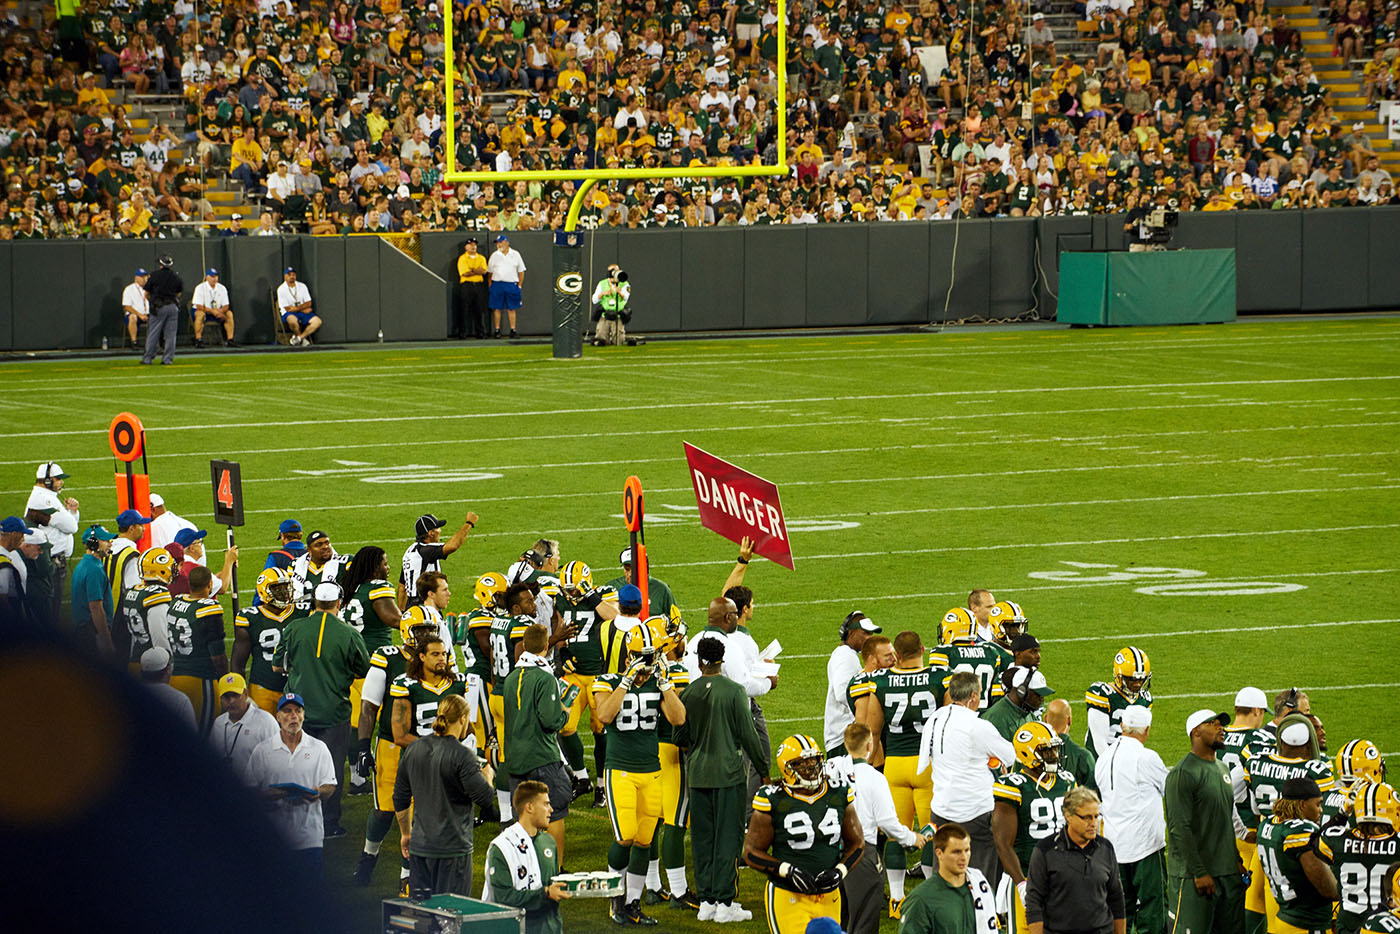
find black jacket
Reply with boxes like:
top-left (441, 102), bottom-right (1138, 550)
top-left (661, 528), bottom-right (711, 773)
top-left (1025, 829), bottom-right (1125, 934)
top-left (147, 266), bottom-right (184, 305)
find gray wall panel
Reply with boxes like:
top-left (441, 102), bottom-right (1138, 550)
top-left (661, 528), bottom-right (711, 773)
top-left (1302, 210), bottom-right (1369, 310)
top-left (867, 222), bottom-right (930, 325)
top-left (0, 242), bottom-right (10, 350)
top-left (1039, 217), bottom-right (1095, 317)
top-left (1235, 210), bottom-right (1300, 311)
top-left (85, 241), bottom-right (156, 348)
top-left (616, 229), bottom-right (683, 332)
top-left (990, 218), bottom-right (1037, 319)
top-left (225, 236), bottom-right (285, 345)
top-left (806, 226), bottom-right (866, 326)
top-left (13, 242), bottom-right (84, 350)
top-left (504, 231), bottom-right (553, 335)
top-left (681, 227), bottom-right (744, 331)
top-left (380, 240), bottom-right (449, 341)
top-left (300, 236), bottom-right (347, 343)
top-left (344, 236), bottom-right (382, 341)
top-left (929, 220), bottom-right (991, 322)
top-left (1172, 212), bottom-right (1237, 250)
top-left (1367, 207), bottom-right (1400, 308)
top-left (583, 229), bottom-right (620, 289)
top-left (744, 227), bottom-right (807, 328)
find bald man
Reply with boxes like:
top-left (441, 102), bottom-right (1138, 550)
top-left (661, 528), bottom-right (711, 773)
top-left (1045, 698), bottom-right (1098, 793)
top-left (682, 597), bottom-right (774, 700)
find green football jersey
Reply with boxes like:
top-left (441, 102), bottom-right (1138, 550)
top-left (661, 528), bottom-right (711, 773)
top-left (1084, 680), bottom-right (1154, 758)
top-left (1221, 724), bottom-right (1275, 829)
top-left (371, 645), bottom-right (412, 744)
top-left (1363, 909), bottom-right (1400, 934)
top-left (459, 607), bottom-right (499, 681)
top-left (166, 594), bottom-right (225, 679)
top-left (558, 585), bottom-right (619, 677)
top-left (928, 642), bottom-right (1009, 711)
top-left (489, 614), bottom-right (531, 696)
top-left (1258, 816), bottom-right (1336, 930)
top-left (753, 781), bottom-right (855, 879)
top-left (1324, 825), bottom-right (1400, 934)
top-left (871, 666), bottom-right (941, 758)
top-left (389, 672), bottom-right (468, 737)
top-left (592, 672), bottom-right (665, 772)
top-left (993, 767), bottom-right (1076, 867)
top-left (119, 583), bottom-right (172, 663)
top-left (234, 604), bottom-right (299, 692)
top-left (343, 578), bottom-right (399, 653)
top-left (656, 661), bottom-right (690, 746)
top-left (1244, 753), bottom-right (1337, 821)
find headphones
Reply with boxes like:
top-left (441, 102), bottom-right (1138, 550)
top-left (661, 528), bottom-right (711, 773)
top-left (522, 540), bottom-right (554, 569)
top-left (40, 462), bottom-right (59, 490)
top-left (839, 610), bottom-right (867, 642)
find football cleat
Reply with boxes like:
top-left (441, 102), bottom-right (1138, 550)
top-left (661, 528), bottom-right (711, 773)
top-left (1012, 721), bottom-right (1064, 772)
top-left (620, 901), bottom-right (657, 925)
top-left (1336, 739), bottom-right (1386, 790)
top-left (1112, 646), bottom-right (1152, 700)
top-left (988, 600), bottom-right (1027, 645)
top-left (352, 851), bottom-right (377, 886)
top-left (474, 572), bottom-right (508, 610)
top-left (593, 785), bottom-right (607, 809)
top-left (139, 547), bottom-right (177, 584)
top-left (889, 897), bottom-right (904, 919)
top-left (940, 607), bottom-right (977, 644)
top-left (671, 891), bottom-right (701, 911)
top-left (776, 734), bottom-right (826, 793)
top-left (643, 889), bottom-right (670, 906)
top-left (255, 566), bottom-right (294, 607)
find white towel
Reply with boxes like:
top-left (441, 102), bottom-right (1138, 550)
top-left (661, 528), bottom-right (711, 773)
top-left (482, 822), bottom-right (543, 903)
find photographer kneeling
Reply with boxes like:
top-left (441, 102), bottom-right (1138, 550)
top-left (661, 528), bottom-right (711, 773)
top-left (591, 265), bottom-right (633, 347)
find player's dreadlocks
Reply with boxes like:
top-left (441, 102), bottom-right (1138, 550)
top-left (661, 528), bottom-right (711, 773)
top-left (340, 545), bottom-right (388, 598)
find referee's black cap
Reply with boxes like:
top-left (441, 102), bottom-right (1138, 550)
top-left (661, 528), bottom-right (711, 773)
top-left (415, 514), bottom-right (447, 540)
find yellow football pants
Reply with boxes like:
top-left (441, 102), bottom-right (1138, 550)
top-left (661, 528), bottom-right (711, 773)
top-left (885, 754), bottom-right (933, 831)
top-left (349, 677), bottom-right (364, 729)
top-left (764, 881), bottom-right (841, 934)
top-left (169, 675), bottom-right (216, 736)
top-left (660, 742), bottom-right (688, 828)
top-left (373, 737), bottom-right (403, 814)
top-left (561, 671), bottom-right (597, 735)
top-left (489, 693), bottom-right (506, 765)
top-left (1246, 845), bottom-right (1282, 928)
top-left (249, 683), bottom-right (282, 714)
top-left (605, 768), bottom-right (662, 846)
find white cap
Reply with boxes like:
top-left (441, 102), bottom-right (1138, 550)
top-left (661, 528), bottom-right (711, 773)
top-left (23, 530), bottom-right (46, 546)
top-left (1185, 709), bottom-right (1230, 737)
top-left (715, 55), bottom-right (729, 66)
top-left (1234, 686), bottom-right (1268, 709)
top-left (149, 493), bottom-right (165, 507)
top-left (140, 646), bottom-right (172, 673)
top-left (1009, 666), bottom-right (1055, 696)
top-left (313, 581), bottom-right (341, 602)
top-left (1121, 706), bottom-right (1153, 729)
top-left (1280, 722), bottom-right (1311, 746)
top-left (36, 462), bottom-right (69, 481)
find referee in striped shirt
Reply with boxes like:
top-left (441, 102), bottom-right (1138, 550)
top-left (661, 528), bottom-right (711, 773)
top-left (398, 510), bottom-right (479, 609)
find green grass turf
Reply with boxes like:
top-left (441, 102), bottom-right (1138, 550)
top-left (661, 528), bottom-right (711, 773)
top-left (5, 318), bottom-right (1399, 933)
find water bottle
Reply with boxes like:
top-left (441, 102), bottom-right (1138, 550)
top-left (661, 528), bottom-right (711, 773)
top-left (377, 329), bottom-right (384, 343)
top-left (101, 336), bottom-right (109, 350)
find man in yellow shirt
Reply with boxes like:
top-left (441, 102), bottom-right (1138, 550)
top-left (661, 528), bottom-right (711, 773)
top-left (230, 125), bottom-right (266, 196)
top-left (455, 239), bottom-right (489, 339)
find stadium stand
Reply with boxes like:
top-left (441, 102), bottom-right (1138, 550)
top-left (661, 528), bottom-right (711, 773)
top-left (1, 0), bottom-right (1398, 239)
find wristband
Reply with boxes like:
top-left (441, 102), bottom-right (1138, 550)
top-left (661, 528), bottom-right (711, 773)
top-left (465, 520), bottom-right (476, 528)
top-left (358, 737), bottom-right (371, 755)
top-left (737, 556), bottom-right (749, 564)
top-left (777, 862), bottom-right (792, 879)
top-left (836, 863), bottom-right (849, 879)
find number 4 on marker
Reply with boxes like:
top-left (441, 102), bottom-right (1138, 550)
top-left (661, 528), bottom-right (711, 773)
top-left (217, 469), bottom-right (234, 509)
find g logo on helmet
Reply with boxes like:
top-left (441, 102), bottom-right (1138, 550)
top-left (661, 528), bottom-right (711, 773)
top-left (1114, 651), bottom-right (1127, 665)
top-left (555, 272), bottom-right (583, 295)
top-left (1015, 726), bottom-right (1035, 745)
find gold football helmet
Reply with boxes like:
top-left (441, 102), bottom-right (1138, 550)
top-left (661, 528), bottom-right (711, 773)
top-left (1012, 721), bottom-right (1063, 772)
top-left (988, 600), bottom-right (1027, 645)
top-left (1112, 646), bottom-right (1152, 700)
top-left (1336, 739), bottom-right (1386, 790)
top-left (139, 547), bottom-right (176, 584)
top-left (1353, 781), bottom-right (1398, 830)
top-left (559, 559), bottom-right (594, 597)
top-left (473, 572), bottom-right (507, 610)
top-left (776, 734), bottom-right (826, 793)
top-left (940, 607), bottom-right (977, 644)
top-left (255, 567), bottom-right (294, 608)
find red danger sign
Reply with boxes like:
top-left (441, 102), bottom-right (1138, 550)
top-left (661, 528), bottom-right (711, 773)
top-left (683, 442), bottom-right (794, 570)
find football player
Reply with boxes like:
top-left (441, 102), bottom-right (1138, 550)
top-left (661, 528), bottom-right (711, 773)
top-left (592, 617), bottom-right (686, 925)
top-left (987, 600), bottom-right (1028, 651)
top-left (556, 559), bottom-right (620, 804)
top-left (1084, 646), bottom-right (1153, 757)
top-left (461, 572), bottom-right (507, 688)
top-left (1223, 688), bottom-right (1279, 866)
top-left (165, 565), bottom-right (228, 737)
top-left (232, 567), bottom-right (300, 712)
top-left (1361, 863), bottom-right (1400, 934)
top-left (992, 721), bottom-right (1076, 934)
top-left (1244, 719), bottom-right (1339, 934)
top-left (929, 608), bottom-right (1009, 712)
top-left (403, 572), bottom-right (461, 674)
top-left (651, 614), bottom-right (697, 909)
top-left (118, 547), bottom-right (175, 672)
top-left (352, 622), bottom-right (434, 890)
top-left (1326, 782), bottom-right (1399, 934)
top-left (1336, 741), bottom-right (1388, 816)
top-left (853, 630), bottom-right (939, 915)
top-left (744, 735), bottom-right (864, 934)
top-left (338, 546), bottom-right (403, 766)
top-left (1256, 777), bottom-right (1339, 934)
top-left (390, 634), bottom-right (470, 748)
top-left (290, 530), bottom-right (346, 605)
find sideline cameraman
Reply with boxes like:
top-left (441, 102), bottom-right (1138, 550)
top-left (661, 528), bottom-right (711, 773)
top-left (1124, 193), bottom-right (1154, 252)
top-left (590, 265), bottom-right (632, 346)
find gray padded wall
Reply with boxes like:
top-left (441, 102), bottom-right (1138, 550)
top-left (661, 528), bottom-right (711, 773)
top-left (1236, 210), bottom-right (1301, 311)
top-left (1302, 211), bottom-right (1369, 310)
top-left (617, 229), bottom-right (683, 332)
top-left (1367, 207), bottom-right (1400, 308)
top-left (744, 227), bottom-right (807, 328)
top-left (300, 235), bottom-right (347, 343)
top-left (13, 242), bottom-right (85, 350)
top-left (867, 222), bottom-right (930, 325)
top-left (806, 226), bottom-right (867, 326)
top-left (681, 227), bottom-right (745, 330)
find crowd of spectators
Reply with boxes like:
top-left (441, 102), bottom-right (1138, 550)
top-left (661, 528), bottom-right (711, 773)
top-left (1, 0), bottom-right (1398, 241)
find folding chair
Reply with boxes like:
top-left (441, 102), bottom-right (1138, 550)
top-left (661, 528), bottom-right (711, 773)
top-left (271, 288), bottom-right (292, 346)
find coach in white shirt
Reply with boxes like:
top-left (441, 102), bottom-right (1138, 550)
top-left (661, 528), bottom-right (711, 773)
top-left (1095, 705), bottom-right (1168, 934)
top-left (828, 721), bottom-right (927, 934)
top-left (122, 267), bottom-right (150, 346)
top-left (917, 670), bottom-right (1016, 886)
top-left (683, 597), bottom-right (774, 698)
top-left (148, 493), bottom-right (198, 555)
top-left (191, 267), bottom-right (236, 346)
top-left (277, 267), bottom-right (321, 346)
top-left (211, 672), bottom-right (279, 785)
top-left (486, 234), bottom-right (526, 338)
top-left (248, 692), bottom-right (338, 879)
top-left (27, 461), bottom-right (79, 618)
top-left (823, 610), bottom-right (881, 757)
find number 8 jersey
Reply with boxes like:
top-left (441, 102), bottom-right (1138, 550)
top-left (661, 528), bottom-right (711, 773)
top-left (753, 781), bottom-right (855, 879)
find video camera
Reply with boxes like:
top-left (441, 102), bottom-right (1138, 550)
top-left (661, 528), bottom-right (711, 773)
top-left (1142, 206), bottom-right (1178, 245)
top-left (609, 268), bottom-right (629, 283)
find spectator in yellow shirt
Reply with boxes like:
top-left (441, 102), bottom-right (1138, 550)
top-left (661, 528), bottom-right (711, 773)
top-left (120, 192), bottom-right (154, 236)
top-left (230, 125), bottom-right (266, 196)
top-left (76, 71), bottom-right (108, 111)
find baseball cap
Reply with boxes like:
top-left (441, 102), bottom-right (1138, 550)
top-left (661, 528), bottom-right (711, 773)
top-left (1010, 666), bottom-right (1055, 697)
top-left (1280, 721), bottom-right (1312, 746)
top-left (1010, 634), bottom-right (1041, 652)
top-left (619, 547), bottom-right (635, 566)
top-left (36, 462), bottom-right (70, 481)
top-left (217, 672), bottom-right (248, 696)
top-left (173, 528), bottom-right (207, 546)
top-left (1281, 777), bottom-right (1323, 800)
top-left (116, 509), bottom-right (152, 528)
top-left (618, 584), bottom-right (643, 608)
top-left (1, 516), bottom-right (34, 535)
top-left (1185, 709), bottom-right (1231, 737)
top-left (843, 611), bottom-right (880, 634)
top-left (23, 530), bottom-right (45, 546)
top-left (415, 514), bottom-right (447, 540)
top-left (149, 493), bottom-right (165, 507)
top-left (82, 524), bottom-right (117, 543)
top-left (277, 692), bottom-right (306, 711)
top-left (496, 234), bottom-right (509, 241)
top-left (284, 266), bottom-right (296, 274)
top-left (306, 530), bottom-right (329, 546)
top-left (165, 542), bottom-right (184, 565)
top-left (231, 213), bottom-right (242, 220)
top-left (829, 94), bottom-right (840, 103)
top-left (1121, 706), bottom-right (1153, 729)
top-left (1234, 686), bottom-right (1269, 709)
top-left (135, 267), bottom-right (149, 276)
top-left (313, 581), bottom-right (341, 602)
top-left (206, 267), bottom-right (219, 276)
top-left (140, 646), bottom-right (172, 673)
top-left (278, 518), bottom-right (302, 536)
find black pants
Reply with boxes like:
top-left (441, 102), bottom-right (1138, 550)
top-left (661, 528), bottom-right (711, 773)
top-left (457, 281), bottom-right (488, 338)
top-left (409, 852), bottom-right (472, 899)
top-left (933, 808), bottom-right (998, 888)
top-left (307, 722), bottom-right (348, 831)
top-left (744, 700), bottom-right (769, 823)
top-left (842, 842), bottom-right (884, 934)
top-left (51, 556), bottom-right (67, 624)
top-left (143, 302), bottom-right (179, 364)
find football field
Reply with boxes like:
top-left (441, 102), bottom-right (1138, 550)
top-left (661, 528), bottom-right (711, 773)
top-left (5, 317), bottom-right (1398, 932)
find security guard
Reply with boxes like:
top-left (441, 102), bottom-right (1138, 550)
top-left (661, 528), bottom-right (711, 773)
top-left (456, 239), bottom-right (489, 339)
top-left (142, 254), bottom-right (184, 366)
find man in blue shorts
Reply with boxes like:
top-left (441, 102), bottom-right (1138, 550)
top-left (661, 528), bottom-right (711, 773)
top-left (487, 234), bottom-right (526, 339)
top-left (277, 267), bottom-right (321, 346)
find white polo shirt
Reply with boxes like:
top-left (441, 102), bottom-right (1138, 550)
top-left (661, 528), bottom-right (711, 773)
top-left (122, 281), bottom-right (149, 317)
top-left (918, 702), bottom-right (1016, 821)
top-left (192, 279), bottom-right (230, 311)
top-left (211, 703), bottom-right (280, 785)
top-left (277, 280), bottom-right (312, 314)
top-left (150, 508), bottom-right (197, 552)
top-left (823, 644), bottom-right (861, 751)
top-left (248, 729), bottom-right (337, 850)
top-left (487, 248), bottom-right (526, 283)
top-left (25, 486), bottom-right (78, 558)
top-left (1095, 733), bottom-right (1169, 862)
top-left (826, 754), bottom-right (921, 847)
top-left (682, 627), bottom-right (771, 697)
